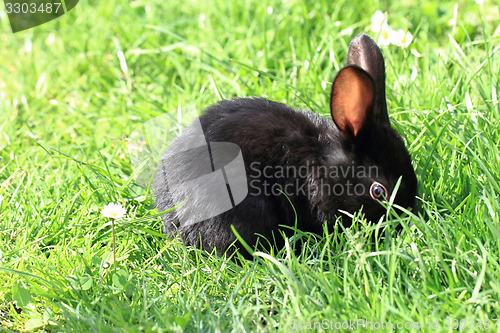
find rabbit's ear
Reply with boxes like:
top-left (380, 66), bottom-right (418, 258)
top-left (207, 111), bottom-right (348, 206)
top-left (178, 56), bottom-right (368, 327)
top-left (330, 65), bottom-right (375, 137)
top-left (346, 34), bottom-right (389, 124)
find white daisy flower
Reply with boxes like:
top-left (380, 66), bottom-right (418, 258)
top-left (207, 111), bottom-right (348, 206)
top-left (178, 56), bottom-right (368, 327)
top-left (101, 203), bottom-right (127, 220)
top-left (390, 29), bottom-right (413, 48)
top-left (370, 10), bottom-right (388, 34)
top-left (377, 27), bottom-right (393, 46)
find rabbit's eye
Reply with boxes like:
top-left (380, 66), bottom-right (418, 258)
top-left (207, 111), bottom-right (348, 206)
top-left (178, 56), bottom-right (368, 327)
top-left (370, 182), bottom-right (387, 201)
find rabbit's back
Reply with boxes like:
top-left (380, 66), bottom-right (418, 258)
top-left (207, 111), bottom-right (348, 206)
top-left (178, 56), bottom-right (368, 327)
top-left (200, 98), bottom-right (339, 166)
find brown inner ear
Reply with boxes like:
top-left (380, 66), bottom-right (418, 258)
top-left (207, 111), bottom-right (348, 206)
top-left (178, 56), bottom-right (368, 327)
top-left (330, 66), bottom-right (375, 137)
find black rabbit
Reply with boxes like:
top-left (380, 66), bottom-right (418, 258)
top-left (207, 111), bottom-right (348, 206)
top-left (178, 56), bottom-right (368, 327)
top-left (154, 34), bottom-right (417, 258)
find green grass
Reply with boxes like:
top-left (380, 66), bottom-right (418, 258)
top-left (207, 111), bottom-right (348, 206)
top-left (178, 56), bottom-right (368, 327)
top-left (1, 0), bottom-right (499, 331)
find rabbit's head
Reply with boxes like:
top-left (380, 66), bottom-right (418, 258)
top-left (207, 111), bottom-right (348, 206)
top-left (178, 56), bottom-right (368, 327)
top-left (321, 34), bottom-right (417, 225)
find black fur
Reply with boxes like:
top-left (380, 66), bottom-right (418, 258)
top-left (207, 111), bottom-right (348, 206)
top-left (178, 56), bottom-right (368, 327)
top-left (154, 34), bottom-right (417, 258)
